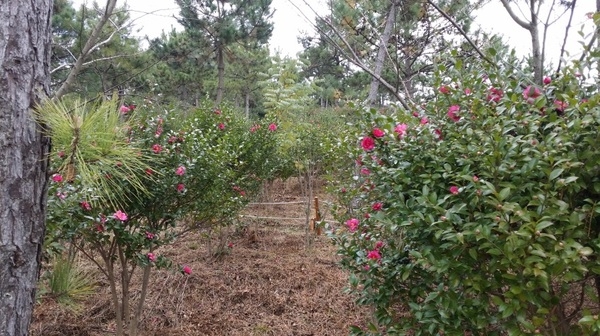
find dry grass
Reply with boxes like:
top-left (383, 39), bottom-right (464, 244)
top-left (31, 180), bottom-right (369, 336)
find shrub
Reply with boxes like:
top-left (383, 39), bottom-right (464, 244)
top-left (333, 51), bottom-right (600, 335)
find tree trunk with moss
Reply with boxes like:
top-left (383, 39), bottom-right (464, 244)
top-left (0, 1), bottom-right (52, 335)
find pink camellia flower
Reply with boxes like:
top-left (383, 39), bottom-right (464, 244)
top-left (434, 129), bottom-right (443, 139)
top-left (214, 109), bottom-right (222, 115)
top-left (52, 174), bottom-right (63, 183)
top-left (346, 218), bottom-right (359, 232)
top-left (363, 264), bottom-right (370, 271)
top-left (250, 125), bottom-right (260, 133)
top-left (394, 124), bottom-right (408, 138)
top-left (177, 183), bottom-right (185, 193)
top-left (364, 213), bottom-right (371, 219)
top-left (367, 249), bottom-right (381, 260)
top-left (113, 210), bottom-right (128, 221)
top-left (420, 117), bottom-right (429, 125)
top-left (360, 168), bottom-right (370, 176)
top-left (372, 128), bottom-right (385, 138)
top-left (374, 241), bottom-right (384, 249)
top-left (447, 105), bottom-right (460, 122)
top-left (554, 100), bottom-right (568, 112)
top-left (155, 125), bottom-right (163, 138)
top-left (80, 201), bottom-right (91, 211)
top-left (487, 87), bottom-right (503, 103)
top-left (473, 175), bottom-right (479, 182)
top-left (449, 186), bottom-right (459, 195)
top-left (372, 202), bottom-right (383, 211)
top-left (152, 144), bottom-right (162, 154)
top-left (147, 252), bottom-right (157, 262)
top-left (175, 166), bottom-right (186, 176)
top-left (56, 192), bottom-right (67, 200)
top-left (182, 265), bottom-right (192, 275)
top-left (412, 111), bottom-right (420, 118)
top-left (543, 76), bottom-right (552, 85)
top-left (268, 123), bottom-right (277, 132)
top-left (57, 151), bottom-right (66, 159)
top-left (119, 105), bottom-right (130, 114)
top-left (145, 231), bottom-right (155, 240)
top-left (523, 86), bottom-right (541, 104)
top-left (227, 242), bottom-right (234, 248)
top-left (464, 88), bottom-right (472, 95)
top-left (218, 123), bottom-right (226, 130)
top-left (438, 85), bottom-right (450, 94)
top-left (361, 136), bottom-right (375, 151)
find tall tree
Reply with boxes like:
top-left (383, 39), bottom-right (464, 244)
top-left (0, 0), bottom-right (52, 335)
top-left (499, 0), bottom-right (578, 85)
top-left (176, 0), bottom-right (274, 105)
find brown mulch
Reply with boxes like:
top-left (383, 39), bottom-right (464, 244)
top-left (30, 181), bottom-right (370, 336)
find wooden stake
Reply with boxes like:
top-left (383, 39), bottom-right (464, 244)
top-left (314, 197), bottom-right (322, 235)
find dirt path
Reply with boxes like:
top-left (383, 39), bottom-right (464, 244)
top-left (31, 184), bottom-right (368, 336)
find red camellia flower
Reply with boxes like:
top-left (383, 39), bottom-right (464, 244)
top-left (361, 136), bottom-right (375, 151)
top-left (52, 174), bottom-right (63, 183)
top-left (152, 144), bottom-right (162, 154)
top-left (175, 166), bottom-right (186, 176)
top-left (145, 168), bottom-right (153, 175)
top-left (227, 242), bottom-right (234, 248)
top-left (543, 76), bottom-right (552, 85)
top-left (367, 250), bottom-right (381, 260)
top-left (372, 202), bottom-right (383, 211)
top-left (177, 183), bottom-right (185, 193)
top-left (447, 105), bottom-right (460, 122)
top-left (80, 201), bottom-right (91, 211)
top-left (147, 252), bottom-right (157, 262)
top-left (438, 85), bottom-right (450, 94)
top-left (364, 213), bottom-right (371, 219)
top-left (487, 87), bottom-right (503, 103)
top-left (372, 128), bottom-right (385, 138)
top-left (214, 109), bottom-right (222, 115)
top-left (523, 86), bottom-right (541, 104)
top-left (268, 123), bottom-right (277, 132)
top-left (145, 231), bottom-right (155, 240)
top-left (57, 151), bottom-right (66, 159)
top-left (554, 100), bottom-right (568, 112)
top-left (360, 168), bottom-right (370, 176)
top-left (449, 186), bottom-right (459, 195)
top-left (394, 124), bottom-right (408, 138)
top-left (374, 241), bottom-right (384, 249)
top-left (182, 265), bottom-right (192, 275)
top-left (346, 218), bottom-right (359, 232)
top-left (434, 129), bottom-right (443, 139)
top-left (113, 210), bottom-right (128, 221)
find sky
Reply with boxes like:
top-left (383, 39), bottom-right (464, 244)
top-left (74, 0), bottom-right (596, 65)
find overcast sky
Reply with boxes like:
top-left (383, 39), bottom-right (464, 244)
top-left (75, 0), bottom-right (595, 65)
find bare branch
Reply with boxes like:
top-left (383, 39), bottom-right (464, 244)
top-left (426, 0), bottom-right (496, 67)
top-left (556, 0), bottom-right (578, 74)
top-left (499, 0), bottom-right (532, 30)
top-left (82, 53), bottom-right (143, 67)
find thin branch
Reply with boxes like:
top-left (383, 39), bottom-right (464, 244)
top-left (82, 53), bottom-right (143, 67)
top-left (556, 0), bottom-right (578, 74)
top-left (426, 0), bottom-right (496, 67)
top-left (541, 0), bottom-right (557, 73)
top-left (500, 0), bottom-right (532, 30)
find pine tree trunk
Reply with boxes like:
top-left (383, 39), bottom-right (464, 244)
top-left (216, 44), bottom-right (225, 105)
top-left (0, 0), bottom-right (52, 335)
top-left (245, 90), bottom-right (250, 119)
top-left (367, 1), bottom-right (397, 106)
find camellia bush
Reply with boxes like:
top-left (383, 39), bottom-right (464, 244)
top-left (332, 50), bottom-right (600, 335)
top-left (42, 99), bottom-right (278, 336)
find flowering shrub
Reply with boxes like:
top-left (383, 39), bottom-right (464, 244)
top-left (333, 52), bottom-right (600, 335)
top-left (44, 100), bottom-right (278, 335)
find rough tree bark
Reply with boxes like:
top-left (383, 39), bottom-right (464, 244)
top-left (0, 0), bottom-right (53, 335)
top-left (367, 0), bottom-right (397, 107)
top-left (216, 43), bottom-right (225, 105)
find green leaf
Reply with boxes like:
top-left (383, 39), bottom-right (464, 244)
top-left (499, 187), bottom-right (511, 201)
top-left (549, 168), bottom-right (564, 181)
top-left (535, 221), bottom-right (553, 231)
